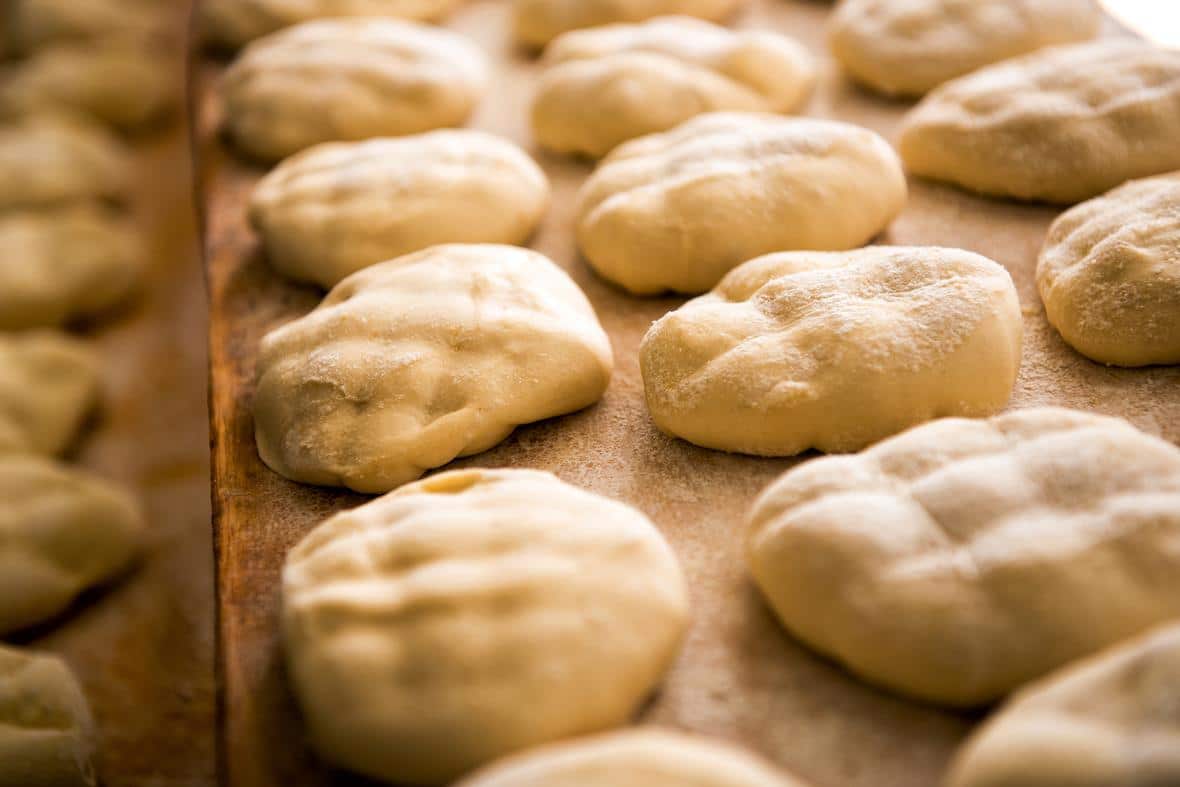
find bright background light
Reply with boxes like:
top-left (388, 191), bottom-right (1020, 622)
top-left (1101, 1), bottom-right (1180, 46)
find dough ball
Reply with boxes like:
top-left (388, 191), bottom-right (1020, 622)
top-left (640, 246), bottom-right (1022, 455)
top-left (8, 0), bottom-right (175, 52)
top-left (575, 112), bottom-right (906, 295)
top-left (199, 0), bottom-right (463, 50)
top-left (254, 244), bottom-right (613, 492)
top-left (899, 42), bottom-right (1180, 204)
top-left (1037, 172), bottom-right (1180, 367)
top-left (222, 18), bottom-right (488, 162)
top-left (282, 468), bottom-right (689, 783)
top-left (0, 331), bottom-right (101, 457)
top-left (533, 17), bottom-right (815, 158)
top-left (948, 622), bottom-right (1180, 787)
top-left (746, 407), bottom-right (1180, 707)
top-left (0, 116), bottom-right (129, 211)
top-left (829, 0), bottom-right (1100, 98)
top-left (0, 455), bottom-right (142, 635)
top-left (514, 0), bottom-right (745, 48)
top-left (250, 131), bottom-right (549, 288)
top-left (0, 644), bottom-right (96, 787)
top-left (0, 206), bottom-right (143, 330)
top-left (458, 730), bottom-right (804, 787)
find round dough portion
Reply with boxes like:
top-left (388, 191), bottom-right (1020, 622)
top-left (0, 117), bottom-right (129, 211)
top-left (250, 131), bottom-right (550, 288)
top-left (576, 112), bottom-right (906, 295)
top-left (899, 42), bottom-right (1180, 204)
top-left (533, 17), bottom-right (815, 158)
top-left (1037, 172), bottom-right (1180, 367)
top-left (254, 245), bottom-right (613, 492)
top-left (200, 0), bottom-right (462, 50)
top-left (222, 18), bottom-right (488, 162)
top-left (0, 332), bottom-right (101, 457)
top-left (0, 206), bottom-right (143, 330)
top-left (514, 0), bottom-right (745, 48)
top-left (458, 730), bottom-right (803, 787)
top-left (640, 246), bottom-right (1022, 455)
top-left (282, 468), bottom-right (689, 784)
top-left (829, 0), bottom-right (1100, 98)
top-left (948, 622), bottom-right (1180, 787)
top-left (8, 0), bottom-right (175, 51)
top-left (0, 456), bottom-right (142, 635)
top-left (0, 644), bottom-right (96, 787)
top-left (746, 407), bottom-right (1180, 707)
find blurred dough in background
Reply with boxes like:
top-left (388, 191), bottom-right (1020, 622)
top-left (0, 331), bottom-right (101, 457)
top-left (6, 0), bottom-right (176, 52)
top-left (0, 116), bottom-right (129, 210)
top-left (514, 0), bottom-right (747, 48)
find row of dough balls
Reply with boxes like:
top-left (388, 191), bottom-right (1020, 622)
top-left (274, 406), bottom-right (1180, 785)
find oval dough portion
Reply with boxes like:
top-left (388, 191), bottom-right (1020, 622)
top-left (746, 407), bottom-right (1180, 707)
top-left (0, 456), bottom-right (143, 635)
top-left (533, 17), bottom-right (815, 158)
top-left (948, 622), bottom-right (1180, 787)
top-left (199, 0), bottom-right (462, 50)
top-left (899, 42), bottom-right (1180, 204)
top-left (282, 468), bottom-right (689, 784)
top-left (640, 246), bottom-right (1022, 455)
top-left (0, 644), bottom-right (96, 787)
top-left (0, 206), bottom-right (143, 330)
top-left (0, 117), bottom-right (129, 211)
top-left (458, 730), bottom-right (804, 787)
top-left (10, 0), bottom-right (175, 51)
top-left (1037, 172), bottom-right (1180, 367)
top-left (254, 245), bottom-right (613, 492)
top-left (576, 112), bottom-right (906, 295)
top-left (829, 0), bottom-right (1100, 98)
top-left (222, 18), bottom-right (488, 162)
top-left (250, 131), bottom-right (550, 288)
top-left (514, 0), bottom-right (745, 48)
top-left (0, 331), bottom-right (101, 457)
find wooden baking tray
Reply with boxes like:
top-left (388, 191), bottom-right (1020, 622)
top-left (200, 3), bottom-right (1180, 786)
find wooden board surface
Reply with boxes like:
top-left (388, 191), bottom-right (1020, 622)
top-left (201, 4), bottom-right (1180, 786)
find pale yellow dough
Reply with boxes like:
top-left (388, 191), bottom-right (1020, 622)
top-left (222, 18), bottom-right (488, 162)
top-left (0, 117), bottom-right (129, 211)
top-left (514, 0), bottom-right (746, 48)
top-left (829, 0), bottom-right (1100, 98)
top-left (254, 245), bottom-right (613, 492)
top-left (641, 246), bottom-right (1022, 455)
top-left (746, 407), bottom-right (1180, 707)
top-left (0, 206), bottom-right (143, 330)
top-left (9, 0), bottom-right (175, 51)
top-left (899, 41), bottom-right (1180, 204)
top-left (250, 131), bottom-right (549, 288)
top-left (282, 468), bottom-right (689, 784)
top-left (0, 645), bottom-right (96, 787)
top-left (533, 17), bottom-right (815, 158)
top-left (576, 112), bottom-right (906, 294)
top-left (0, 456), bottom-right (142, 635)
top-left (458, 730), bottom-right (805, 787)
top-left (1037, 172), bottom-right (1180, 367)
top-left (0, 332), bottom-right (101, 457)
top-left (948, 622), bottom-right (1180, 787)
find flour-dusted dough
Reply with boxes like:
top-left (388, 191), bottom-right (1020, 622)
top-left (514, 0), bottom-right (745, 48)
top-left (899, 42), bottom-right (1180, 204)
top-left (222, 18), bottom-right (488, 162)
top-left (200, 0), bottom-right (463, 49)
top-left (533, 17), bottom-right (815, 158)
top-left (747, 407), bottom-right (1180, 707)
top-left (576, 113), bottom-right (906, 294)
top-left (0, 456), bottom-right (142, 635)
top-left (0, 645), bottom-right (96, 787)
top-left (282, 468), bottom-right (689, 783)
top-left (0, 332), bottom-right (101, 457)
top-left (641, 246), bottom-right (1021, 455)
top-left (948, 622), bottom-right (1180, 787)
top-left (254, 245), bottom-right (612, 492)
top-left (250, 132), bottom-right (549, 288)
top-left (0, 117), bottom-right (129, 211)
top-left (1037, 172), bottom-right (1180, 367)
top-left (0, 207), bottom-right (143, 331)
top-left (829, 0), bottom-right (1100, 98)
top-left (458, 730), bottom-right (804, 787)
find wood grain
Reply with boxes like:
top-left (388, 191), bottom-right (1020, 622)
top-left (201, 4), bottom-right (1180, 786)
